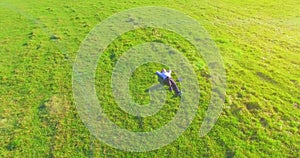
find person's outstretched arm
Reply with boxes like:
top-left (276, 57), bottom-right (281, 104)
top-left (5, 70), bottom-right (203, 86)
top-left (156, 71), bottom-right (167, 79)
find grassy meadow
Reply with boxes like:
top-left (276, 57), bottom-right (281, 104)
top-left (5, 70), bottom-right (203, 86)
top-left (0, 0), bottom-right (299, 157)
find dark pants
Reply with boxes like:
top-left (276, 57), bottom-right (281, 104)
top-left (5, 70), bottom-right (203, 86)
top-left (163, 77), bottom-right (180, 95)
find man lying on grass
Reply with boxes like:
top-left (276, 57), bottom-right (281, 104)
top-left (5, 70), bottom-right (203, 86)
top-left (156, 68), bottom-right (181, 96)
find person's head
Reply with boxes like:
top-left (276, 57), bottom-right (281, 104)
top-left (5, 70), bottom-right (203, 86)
top-left (161, 68), bottom-right (166, 73)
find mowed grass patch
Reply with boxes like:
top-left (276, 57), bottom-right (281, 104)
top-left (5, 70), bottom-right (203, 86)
top-left (95, 28), bottom-right (209, 133)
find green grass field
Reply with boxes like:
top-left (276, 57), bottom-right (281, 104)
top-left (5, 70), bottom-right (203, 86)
top-left (1, 0), bottom-right (300, 157)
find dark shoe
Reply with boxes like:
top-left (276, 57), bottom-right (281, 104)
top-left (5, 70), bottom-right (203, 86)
top-left (177, 91), bottom-right (182, 96)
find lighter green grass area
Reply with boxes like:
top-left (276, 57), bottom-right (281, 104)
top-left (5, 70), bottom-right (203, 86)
top-left (0, 0), bottom-right (299, 157)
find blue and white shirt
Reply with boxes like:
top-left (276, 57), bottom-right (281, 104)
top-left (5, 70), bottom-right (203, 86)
top-left (156, 70), bottom-right (172, 80)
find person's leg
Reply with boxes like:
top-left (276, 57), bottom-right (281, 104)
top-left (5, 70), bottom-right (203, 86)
top-left (163, 78), bottom-right (173, 91)
top-left (169, 78), bottom-right (181, 95)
